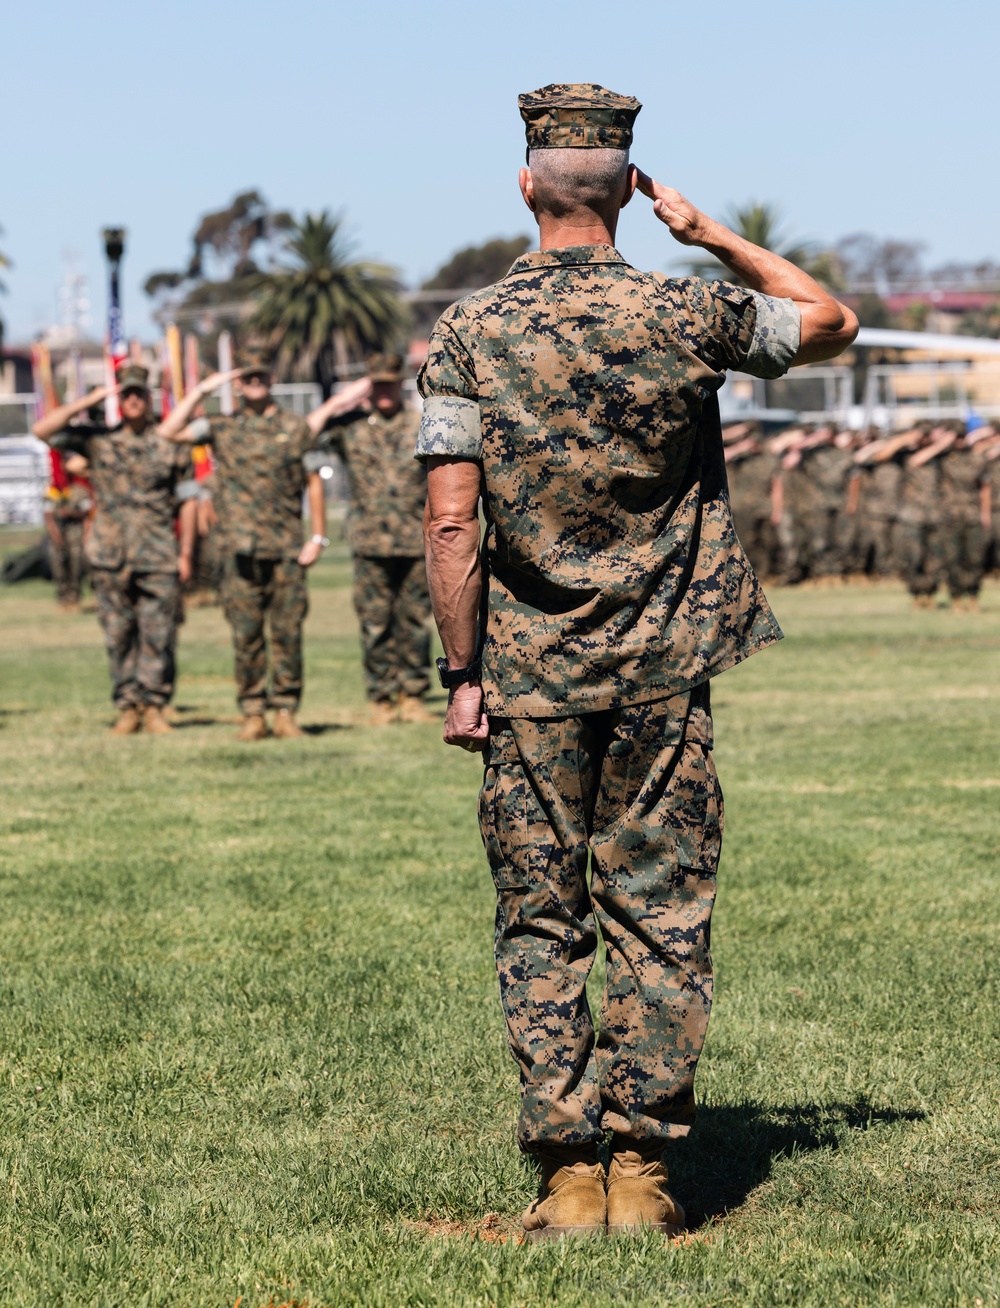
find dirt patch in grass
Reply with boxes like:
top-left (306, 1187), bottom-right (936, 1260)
top-left (404, 1211), bottom-right (521, 1243)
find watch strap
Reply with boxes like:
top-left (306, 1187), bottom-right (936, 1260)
top-left (436, 656), bottom-right (482, 689)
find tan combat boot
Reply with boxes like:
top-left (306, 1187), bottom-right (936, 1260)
top-left (606, 1144), bottom-right (685, 1236)
top-left (521, 1149), bottom-right (607, 1242)
top-left (272, 708), bottom-right (305, 739)
top-left (142, 705), bottom-right (174, 735)
top-left (110, 705), bottom-right (142, 735)
top-left (237, 715), bottom-right (269, 742)
top-left (397, 694), bottom-right (436, 724)
top-left (369, 698), bottom-right (396, 726)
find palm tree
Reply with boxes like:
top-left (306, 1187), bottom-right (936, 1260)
top-left (0, 224), bottom-right (11, 349)
top-left (249, 212), bottom-right (403, 397)
top-left (685, 202), bottom-right (842, 290)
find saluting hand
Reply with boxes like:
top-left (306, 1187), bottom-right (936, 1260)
top-left (199, 369), bottom-right (243, 394)
top-left (635, 170), bottom-right (717, 247)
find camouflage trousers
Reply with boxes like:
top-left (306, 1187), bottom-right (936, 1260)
top-left (353, 555), bottom-right (431, 702)
top-left (855, 517), bottom-right (900, 579)
top-left (186, 528), bottom-right (223, 599)
top-left (91, 567), bottom-right (180, 708)
top-left (221, 554), bottom-right (308, 716)
top-left (51, 518), bottom-right (87, 605)
top-left (898, 521), bottom-right (945, 597)
top-left (941, 519), bottom-right (985, 598)
top-left (780, 507), bottom-right (851, 580)
top-left (480, 683), bottom-right (722, 1154)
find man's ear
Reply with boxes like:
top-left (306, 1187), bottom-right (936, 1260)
top-left (519, 167), bottom-right (536, 213)
top-left (620, 163), bottom-right (639, 211)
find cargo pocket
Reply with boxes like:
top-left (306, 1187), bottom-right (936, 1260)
top-left (671, 735), bottom-right (724, 873)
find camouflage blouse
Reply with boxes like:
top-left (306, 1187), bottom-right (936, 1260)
top-left (50, 421), bottom-right (195, 572)
top-left (417, 245), bottom-right (798, 718)
top-left (323, 406), bottom-right (425, 557)
top-left (190, 407), bottom-right (319, 559)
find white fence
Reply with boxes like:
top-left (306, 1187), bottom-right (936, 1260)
top-left (0, 436), bottom-right (50, 525)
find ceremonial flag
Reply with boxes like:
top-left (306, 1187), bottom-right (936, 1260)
top-left (166, 323), bottom-right (184, 409)
top-left (217, 331), bottom-right (235, 416)
top-left (30, 343), bottom-right (70, 493)
top-left (183, 333), bottom-right (200, 395)
top-left (159, 337), bottom-right (174, 419)
top-left (30, 343), bottom-right (57, 420)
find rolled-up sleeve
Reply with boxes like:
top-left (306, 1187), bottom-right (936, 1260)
top-left (743, 292), bottom-right (801, 379)
top-left (188, 416), bottom-right (212, 442)
top-left (415, 314), bottom-right (482, 462)
top-left (415, 396), bottom-right (482, 461)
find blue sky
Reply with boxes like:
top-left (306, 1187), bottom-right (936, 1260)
top-left (3, 0), bottom-right (998, 343)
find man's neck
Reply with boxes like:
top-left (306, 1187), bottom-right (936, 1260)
top-left (122, 417), bottom-right (148, 436)
top-left (537, 214), bottom-right (618, 251)
top-left (243, 397), bottom-right (273, 416)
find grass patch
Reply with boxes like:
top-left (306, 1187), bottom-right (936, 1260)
top-left (0, 549), bottom-right (998, 1306)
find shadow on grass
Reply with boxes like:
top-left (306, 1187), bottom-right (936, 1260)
top-left (674, 1098), bottom-right (927, 1225)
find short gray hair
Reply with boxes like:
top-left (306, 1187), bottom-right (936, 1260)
top-left (527, 147), bottom-right (629, 217)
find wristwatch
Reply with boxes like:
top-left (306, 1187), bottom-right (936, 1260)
top-left (310, 534), bottom-right (330, 548)
top-left (436, 656), bottom-right (482, 689)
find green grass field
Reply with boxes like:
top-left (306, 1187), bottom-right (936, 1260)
top-left (0, 537), bottom-right (998, 1307)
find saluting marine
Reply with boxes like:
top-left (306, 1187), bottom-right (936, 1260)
top-left (419, 83), bottom-right (858, 1239)
top-left (160, 348), bottom-right (330, 740)
top-left (33, 365), bottom-right (198, 733)
top-left (937, 426), bottom-right (993, 610)
top-left (308, 354), bottom-right (434, 724)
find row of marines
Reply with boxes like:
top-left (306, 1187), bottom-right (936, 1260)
top-left (725, 419), bottom-right (1000, 608)
top-left (33, 349), bottom-right (432, 735)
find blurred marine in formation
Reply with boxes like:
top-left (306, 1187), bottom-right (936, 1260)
top-left (419, 82), bottom-right (858, 1239)
top-left (308, 355), bottom-right (433, 724)
top-left (33, 365), bottom-right (198, 733)
top-left (44, 457), bottom-right (92, 612)
top-left (723, 423), bottom-right (779, 578)
top-left (160, 349), bottom-right (329, 740)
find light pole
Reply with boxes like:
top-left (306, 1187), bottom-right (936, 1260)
top-left (102, 227), bottom-right (127, 422)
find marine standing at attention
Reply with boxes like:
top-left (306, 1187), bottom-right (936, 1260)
top-left (418, 84), bottom-right (858, 1240)
top-left (159, 348), bottom-right (330, 740)
top-left (33, 365), bottom-right (198, 734)
top-left (308, 354), bottom-right (434, 724)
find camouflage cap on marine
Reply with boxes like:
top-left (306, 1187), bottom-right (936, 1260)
top-left (117, 363), bottom-right (150, 393)
top-left (236, 345), bottom-right (273, 376)
top-left (518, 83), bottom-right (642, 158)
top-left (367, 352), bottom-right (404, 383)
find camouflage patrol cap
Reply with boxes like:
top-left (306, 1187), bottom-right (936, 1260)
top-left (367, 352), bottom-right (404, 383)
top-left (236, 345), bottom-right (273, 376)
top-left (518, 83), bottom-right (642, 157)
top-left (117, 363), bottom-right (150, 393)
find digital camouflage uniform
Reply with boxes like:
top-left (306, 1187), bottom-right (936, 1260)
top-left (856, 454), bottom-right (904, 578)
top-left (46, 478), bottom-right (92, 605)
top-left (938, 445), bottom-right (992, 599)
top-left (49, 421), bottom-right (195, 708)
top-left (777, 442), bottom-right (853, 582)
top-left (805, 443), bottom-right (856, 578)
top-left (418, 245), bottom-right (797, 1153)
top-left (324, 406), bottom-right (430, 702)
top-left (188, 407), bottom-right (321, 717)
top-left (899, 455), bottom-right (945, 598)
top-left (727, 445), bottom-right (778, 578)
